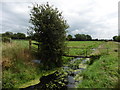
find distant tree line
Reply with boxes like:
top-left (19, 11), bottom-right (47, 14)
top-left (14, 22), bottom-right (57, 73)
top-left (67, 34), bottom-right (117, 41)
top-left (1, 31), bottom-right (119, 42)
top-left (1, 31), bottom-right (27, 39)
top-left (113, 36), bottom-right (120, 42)
top-left (67, 34), bottom-right (92, 41)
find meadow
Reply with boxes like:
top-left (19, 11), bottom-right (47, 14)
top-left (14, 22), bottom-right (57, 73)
top-left (77, 41), bottom-right (119, 88)
top-left (65, 41), bottom-right (104, 56)
top-left (1, 40), bottom-right (119, 88)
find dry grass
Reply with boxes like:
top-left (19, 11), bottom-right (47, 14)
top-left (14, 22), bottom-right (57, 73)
top-left (2, 40), bottom-right (41, 88)
top-left (2, 41), bottom-right (36, 69)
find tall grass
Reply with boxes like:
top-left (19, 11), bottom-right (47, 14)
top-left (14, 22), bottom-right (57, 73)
top-left (2, 40), bottom-right (42, 88)
top-left (2, 40), bottom-right (72, 88)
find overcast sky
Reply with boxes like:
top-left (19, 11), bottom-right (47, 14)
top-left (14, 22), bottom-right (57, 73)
top-left (0, 0), bottom-right (119, 39)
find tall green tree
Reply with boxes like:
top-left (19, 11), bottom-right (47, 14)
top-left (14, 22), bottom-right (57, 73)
top-left (11, 33), bottom-right (26, 39)
top-left (74, 34), bottom-right (92, 41)
top-left (2, 32), bottom-right (13, 38)
top-left (115, 36), bottom-right (120, 42)
top-left (67, 34), bottom-right (72, 40)
top-left (86, 35), bottom-right (92, 41)
top-left (74, 34), bottom-right (82, 41)
top-left (29, 3), bottom-right (69, 69)
top-left (113, 36), bottom-right (118, 41)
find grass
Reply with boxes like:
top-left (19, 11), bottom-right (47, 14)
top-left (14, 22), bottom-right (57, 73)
top-left (19, 77), bottom-right (40, 88)
top-left (31, 41), bottom-right (104, 56)
top-left (2, 40), bottom-right (72, 88)
top-left (2, 40), bottom-right (42, 88)
top-left (77, 41), bottom-right (119, 88)
top-left (65, 41), bottom-right (104, 56)
top-left (2, 40), bottom-right (119, 88)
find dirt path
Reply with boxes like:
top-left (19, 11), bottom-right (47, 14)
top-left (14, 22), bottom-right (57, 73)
top-left (114, 42), bottom-right (120, 45)
top-left (90, 42), bottom-right (106, 55)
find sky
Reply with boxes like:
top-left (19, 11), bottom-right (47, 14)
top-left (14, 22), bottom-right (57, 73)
top-left (0, 0), bottom-right (119, 39)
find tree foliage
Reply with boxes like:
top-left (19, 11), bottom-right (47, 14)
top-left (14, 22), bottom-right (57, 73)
top-left (12, 33), bottom-right (26, 39)
top-left (2, 32), bottom-right (13, 38)
top-left (2, 32), bottom-right (26, 39)
top-left (2, 37), bottom-right (11, 43)
top-left (66, 34), bottom-right (92, 41)
top-left (29, 3), bottom-right (69, 69)
top-left (113, 36), bottom-right (117, 41)
top-left (67, 34), bottom-right (72, 41)
top-left (74, 34), bottom-right (92, 41)
top-left (113, 36), bottom-right (120, 42)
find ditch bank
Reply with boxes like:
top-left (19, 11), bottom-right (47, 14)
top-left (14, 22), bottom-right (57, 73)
top-left (21, 57), bottom-right (91, 89)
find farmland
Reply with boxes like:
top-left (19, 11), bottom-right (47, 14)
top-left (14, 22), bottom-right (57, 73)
top-left (77, 41), bottom-right (119, 88)
top-left (66, 41), bottom-right (104, 56)
top-left (1, 40), bottom-right (119, 88)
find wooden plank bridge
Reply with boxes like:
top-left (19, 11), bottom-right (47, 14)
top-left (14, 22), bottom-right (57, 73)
top-left (63, 55), bottom-right (92, 58)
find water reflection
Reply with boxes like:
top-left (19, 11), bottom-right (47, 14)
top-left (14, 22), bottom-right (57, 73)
top-left (23, 57), bottom-right (90, 89)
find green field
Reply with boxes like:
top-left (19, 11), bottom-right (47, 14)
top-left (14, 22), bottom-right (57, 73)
top-left (2, 40), bottom-right (119, 88)
top-left (66, 41), bottom-right (104, 56)
top-left (77, 41), bottom-right (119, 88)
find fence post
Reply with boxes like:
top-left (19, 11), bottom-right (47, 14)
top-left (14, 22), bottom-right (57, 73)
top-left (29, 39), bottom-right (31, 50)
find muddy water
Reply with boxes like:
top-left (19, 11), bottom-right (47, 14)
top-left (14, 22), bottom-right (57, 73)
top-left (22, 58), bottom-right (90, 89)
top-left (64, 58), bottom-right (89, 88)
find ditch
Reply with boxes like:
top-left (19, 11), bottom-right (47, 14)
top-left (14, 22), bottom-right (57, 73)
top-left (22, 57), bottom-right (90, 89)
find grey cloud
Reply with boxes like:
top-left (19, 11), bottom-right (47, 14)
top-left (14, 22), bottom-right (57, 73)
top-left (2, 2), bottom-right (30, 34)
top-left (1, 0), bottom-right (118, 39)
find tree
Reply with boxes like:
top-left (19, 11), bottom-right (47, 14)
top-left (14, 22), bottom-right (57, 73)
top-left (2, 32), bottom-right (13, 38)
top-left (29, 3), bottom-right (69, 69)
top-left (116, 36), bottom-right (120, 42)
top-left (74, 34), bottom-right (82, 41)
top-left (113, 36), bottom-right (120, 42)
top-left (11, 33), bottom-right (26, 39)
top-left (67, 34), bottom-right (72, 41)
top-left (86, 35), bottom-right (92, 41)
top-left (17, 33), bottom-right (26, 39)
top-left (74, 34), bottom-right (92, 41)
top-left (113, 36), bottom-right (117, 41)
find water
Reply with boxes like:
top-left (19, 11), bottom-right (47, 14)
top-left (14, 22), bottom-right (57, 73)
top-left (92, 48), bottom-right (96, 51)
top-left (32, 60), bottom-right (41, 64)
top-left (24, 58), bottom-right (90, 89)
top-left (64, 57), bottom-right (89, 88)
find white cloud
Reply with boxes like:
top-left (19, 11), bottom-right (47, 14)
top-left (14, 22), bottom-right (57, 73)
top-left (1, 0), bottom-right (119, 39)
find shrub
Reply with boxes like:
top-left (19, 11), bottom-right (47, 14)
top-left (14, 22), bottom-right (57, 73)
top-left (29, 3), bottom-right (69, 69)
top-left (2, 37), bottom-right (11, 43)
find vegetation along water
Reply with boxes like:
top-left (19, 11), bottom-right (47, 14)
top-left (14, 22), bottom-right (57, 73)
top-left (1, 2), bottom-right (119, 89)
top-left (2, 40), bottom-right (119, 88)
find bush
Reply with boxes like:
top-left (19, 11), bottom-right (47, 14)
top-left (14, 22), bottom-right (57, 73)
top-left (2, 37), bottom-right (11, 43)
top-left (29, 3), bottom-right (69, 69)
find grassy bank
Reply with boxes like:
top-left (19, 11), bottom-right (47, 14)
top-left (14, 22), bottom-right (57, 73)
top-left (2, 40), bottom-right (72, 88)
top-left (2, 40), bottom-right (118, 88)
top-left (77, 41), bottom-right (119, 88)
top-left (2, 40), bottom-right (42, 88)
